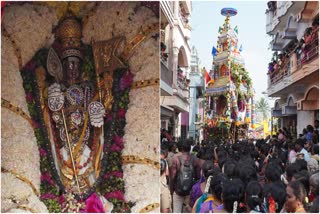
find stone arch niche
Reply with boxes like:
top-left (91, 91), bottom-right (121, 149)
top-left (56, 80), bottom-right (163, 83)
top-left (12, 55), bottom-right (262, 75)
top-left (288, 96), bottom-right (295, 106)
top-left (1, 2), bottom-right (160, 213)
top-left (302, 86), bottom-right (319, 110)
top-left (272, 99), bottom-right (283, 117)
top-left (286, 94), bottom-right (297, 106)
top-left (178, 45), bottom-right (189, 68)
top-left (281, 95), bottom-right (297, 116)
top-left (274, 101), bottom-right (281, 110)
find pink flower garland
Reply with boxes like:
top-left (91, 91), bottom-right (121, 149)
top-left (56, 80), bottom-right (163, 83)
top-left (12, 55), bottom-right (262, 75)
top-left (117, 108), bottom-right (126, 118)
top-left (104, 190), bottom-right (125, 201)
top-left (110, 144), bottom-right (123, 152)
top-left (25, 92), bottom-right (34, 103)
top-left (84, 193), bottom-right (105, 213)
top-left (113, 135), bottom-right (124, 147)
top-left (103, 171), bottom-right (123, 179)
top-left (120, 71), bottom-right (134, 91)
top-left (40, 172), bottom-right (55, 186)
top-left (40, 193), bottom-right (57, 200)
top-left (39, 148), bottom-right (47, 157)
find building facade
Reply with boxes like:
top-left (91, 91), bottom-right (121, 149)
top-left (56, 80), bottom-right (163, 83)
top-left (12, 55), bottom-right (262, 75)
top-left (160, 1), bottom-right (192, 140)
top-left (188, 46), bottom-right (205, 142)
top-left (266, 1), bottom-right (319, 137)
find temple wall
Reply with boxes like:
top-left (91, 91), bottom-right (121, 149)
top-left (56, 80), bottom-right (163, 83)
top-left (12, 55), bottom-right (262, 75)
top-left (1, 2), bottom-right (159, 213)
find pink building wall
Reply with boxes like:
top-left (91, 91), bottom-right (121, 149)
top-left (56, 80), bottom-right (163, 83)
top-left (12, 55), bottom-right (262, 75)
top-left (181, 112), bottom-right (189, 126)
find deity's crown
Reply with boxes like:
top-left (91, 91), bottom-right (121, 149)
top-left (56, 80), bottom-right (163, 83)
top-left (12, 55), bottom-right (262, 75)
top-left (55, 11), bottom-right (83, 60)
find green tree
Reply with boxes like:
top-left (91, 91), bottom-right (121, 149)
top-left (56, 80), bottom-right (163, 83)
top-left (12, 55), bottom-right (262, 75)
top-left (256, 97), bottom-right (270, 120)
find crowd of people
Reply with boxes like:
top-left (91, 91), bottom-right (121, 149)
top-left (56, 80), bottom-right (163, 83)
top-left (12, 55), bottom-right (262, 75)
top-left (160, 123), bottom-right (319, 213)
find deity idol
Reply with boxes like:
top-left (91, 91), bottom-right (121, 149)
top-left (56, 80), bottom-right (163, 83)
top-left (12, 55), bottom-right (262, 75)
top-left (18, 7), bottom-right (158, 211)
top-left (43, 13), bottom-right (118, 211)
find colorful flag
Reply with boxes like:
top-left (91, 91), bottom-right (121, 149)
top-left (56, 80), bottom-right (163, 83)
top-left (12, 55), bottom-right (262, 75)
top-left (234, 25), bottom-right (238, 34)
top-left (204, 69), bottom-right (211, 84)
top-left (211, 46), bottom-right (217, 57)
top-left (239, 44), bottom-right (243, 52)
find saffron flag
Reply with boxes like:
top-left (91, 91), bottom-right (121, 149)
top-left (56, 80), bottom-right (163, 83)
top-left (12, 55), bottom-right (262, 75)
top-left (204, 69), bottom-right (211, 84)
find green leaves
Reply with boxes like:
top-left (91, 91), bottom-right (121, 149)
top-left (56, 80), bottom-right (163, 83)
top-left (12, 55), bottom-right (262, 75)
top-left (35, 49), bottom-right (48, 67)
top-left (82, 45), bottom-right (96, 84)
top-left (43, 199), bottom-right (62, 213)
top-left (230, 61), bottom-right (253, 96)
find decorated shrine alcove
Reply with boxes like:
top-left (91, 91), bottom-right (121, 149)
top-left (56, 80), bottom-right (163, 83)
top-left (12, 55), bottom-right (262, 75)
top-left (220, 64), bottom-right (229, 77)
top-left (216, 95), bottom-right (228, 115)
top-left (1, 2), bottom-right (160, 213)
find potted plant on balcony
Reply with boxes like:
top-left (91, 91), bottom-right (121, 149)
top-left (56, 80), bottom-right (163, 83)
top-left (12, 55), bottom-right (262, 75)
top-left (161, 42), bottom-right (168, 62)
top-left (177, 67), bottom-right (184, 79)
top-left (186, 78), bottom-right (191, 87)
top-left (161, 42), bottom-right (166, 52)
top-left (162, 53), bottom-right (168, 61)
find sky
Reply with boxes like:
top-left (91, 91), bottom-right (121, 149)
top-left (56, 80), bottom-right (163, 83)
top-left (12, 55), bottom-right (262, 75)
top-left (190, 1), bottom-right (274, 105)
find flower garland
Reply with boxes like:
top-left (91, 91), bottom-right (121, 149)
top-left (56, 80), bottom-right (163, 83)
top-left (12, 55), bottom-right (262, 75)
top-left (230, 61), bottom-right (253, 98)
top-left (20, 44), bottom-right (134, 212)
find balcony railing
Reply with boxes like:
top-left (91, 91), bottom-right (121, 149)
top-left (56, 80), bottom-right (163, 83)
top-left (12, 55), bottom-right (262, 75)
top-left (268, 38), bottom-right (319, 86)
top-left (161, 60), bottom-right (172, 87)
top-left (301, 38), bottom-right (319, 64)
top-left (269, 60), bottom-right (290, 84)
top-left (177, 75), bottom-right (189, 90)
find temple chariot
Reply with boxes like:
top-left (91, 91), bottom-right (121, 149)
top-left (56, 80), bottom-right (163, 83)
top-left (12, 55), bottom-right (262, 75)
top-left (204, 8), bottom-right (256, 143)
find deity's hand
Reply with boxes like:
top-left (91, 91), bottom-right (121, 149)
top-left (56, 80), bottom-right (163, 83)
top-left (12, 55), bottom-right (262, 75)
top-left (88, 101), bottom-right (106, 127)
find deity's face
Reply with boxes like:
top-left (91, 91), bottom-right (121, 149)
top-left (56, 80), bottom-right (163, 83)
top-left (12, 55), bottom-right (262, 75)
top-left (64, 56), bottom-right (81, 82)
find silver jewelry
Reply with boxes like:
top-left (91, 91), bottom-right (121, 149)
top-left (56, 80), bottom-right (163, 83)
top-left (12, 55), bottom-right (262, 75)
top-left (88, 101), bottom-right (105, 127)
top-left (52, 112), bottom-right (62, 124)
top-left (60, 127), bottom-right (67, 142)
top-left (70, 109), bottom-right (82, 126)
top-left (48, 83), bottom-right (65, 112)
top-left (84, 127), bottom-right (90, 141)
top-left (47, 48), bottom-right (63, 82)
top-left (66, 85), bottom-right (84, 106)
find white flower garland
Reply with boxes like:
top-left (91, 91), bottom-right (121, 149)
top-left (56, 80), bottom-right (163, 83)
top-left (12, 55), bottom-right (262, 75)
top-left (2, 2), bottom-right (160, 213)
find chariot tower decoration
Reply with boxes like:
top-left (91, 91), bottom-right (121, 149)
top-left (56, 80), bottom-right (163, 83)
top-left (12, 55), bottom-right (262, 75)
top-left (204, 8), bottom-right (255, 142)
